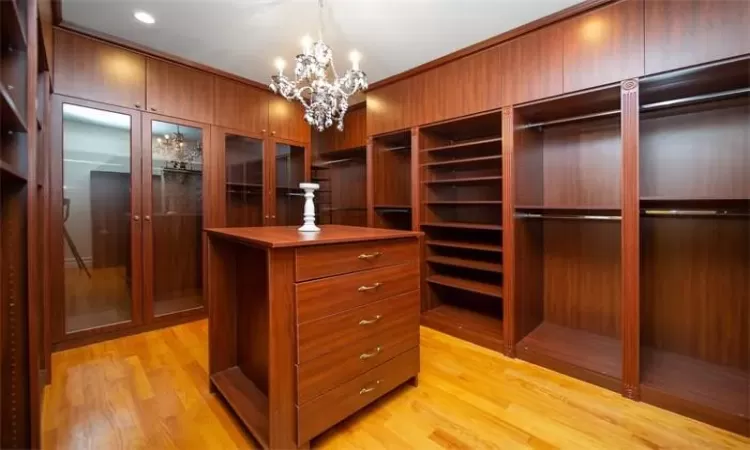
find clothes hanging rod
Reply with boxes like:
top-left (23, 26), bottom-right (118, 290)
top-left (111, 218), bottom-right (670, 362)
top-left (514, 212), bottom-right (621, 221)
top-left (314, 158), bottom-right (354, 166)
top-left (642, 209), bottom-right (748, 217)
top-left (518, 87), bottom-right (749, 130)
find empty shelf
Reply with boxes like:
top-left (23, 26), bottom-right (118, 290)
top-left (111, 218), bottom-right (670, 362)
top-left (0, 161), bottom-right (26, 182)
top-left (641, 347), bottom-right (747, 420)
top-left (426, 239), bottom-right (503, 253)
top-left (424, 176), bottom-right (502, 185)
top-left (426, 201), bottom-right (502, 205)
top-left (421, 305), bottom-right (503, 352)
top-left (517, 322), bottom-right (622, 392)
top-left (211, 367), bottom-right (269, 449)
top-left (427, 255), bottom-right (502, 274)
top-left (427, 274), bottom-right (502, 299)
top-left (422, 222), bottom-right (502, 231)
top-left (422, 155), bottom-right (502, 168)
top-left (421, 137), bottom-right (502, 153)
top-left (1, 84), bottom-right (27, 133)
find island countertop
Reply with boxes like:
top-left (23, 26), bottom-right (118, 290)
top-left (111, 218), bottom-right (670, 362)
top-left (205, 224), bottom-right (422, 249)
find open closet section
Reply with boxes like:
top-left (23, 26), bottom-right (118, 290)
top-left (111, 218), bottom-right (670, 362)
top-left (637, 57), bottom-right (749, 434)
top-left (370, 130), bottom-right (412, 230)
top-left (312, 150), bottom-right (366, 226)
top-left (511, 85), bottom-right (623, 391)
top-left (418, 111), bottom-right (504, 352)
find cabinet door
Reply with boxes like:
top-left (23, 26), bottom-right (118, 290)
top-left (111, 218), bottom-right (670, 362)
top-left (366, 79), bottom-right (411, 135)
top-left (55, 97), bottom-right (143, 337)
top-left (214, 77), bottom-right (269, 134)
top-left (645, 0), bottom-right (750, 75)
top-left (501, 25), bottom-right (564, 105)
top-left (268, 95), bottom-right (312, 143)
top-left (146, 58), bottom-right (214, 123)
top-left (269, 139), bottom-right (310, 225)
top-left (54, 29), bottom-right (146, 110)
top-left (339, 107), bottom-right (367, 150)
top-left (562, 0), bottom-right (644, 93)
top-left (142, 114), bottom-right (208, 319)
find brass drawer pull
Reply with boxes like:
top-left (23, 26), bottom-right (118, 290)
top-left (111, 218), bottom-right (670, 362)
top-left (359, 346), bottom-right (382, 360)
top-left (359, 379), bottom-right (382, 395)
top-left (358, 252), bottom-right (382, 260)
top-left (358, 315), bottom-right (382, 326)
top-left (358, 282), bottom-right (382, 292)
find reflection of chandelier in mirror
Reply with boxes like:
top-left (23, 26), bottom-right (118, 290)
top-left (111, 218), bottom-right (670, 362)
top-left (269, 0), bottom-right (367, 132)
top-left (155, 126), bottom-right (202, 170)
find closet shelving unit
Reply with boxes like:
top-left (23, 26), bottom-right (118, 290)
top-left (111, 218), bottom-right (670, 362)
top-left (418, 111), bottom-right (504, 351)
top-left (637, 57), bottom-right (749, 434)
top-left (371, 130), bottom-right (412, 230)
top-left (511, 85), bottom-right (624, 391)
top-left (314, 148), bottom-right (367, 226)
top-left (311, 164), bottom-right (333, 225)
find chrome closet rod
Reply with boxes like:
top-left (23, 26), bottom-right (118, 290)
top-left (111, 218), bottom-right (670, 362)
top-left (314, 158), bottom-right (354, 166)
top-left (642, 209), bottom-right (748, 217)
top-left (518, 86), bottom-right (749, 129)
top-left (514, 213), bottom-right (622, 221)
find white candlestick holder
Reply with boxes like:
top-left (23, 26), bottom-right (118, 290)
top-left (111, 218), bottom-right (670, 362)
top-left (298, 182), bottom-right (321, 232)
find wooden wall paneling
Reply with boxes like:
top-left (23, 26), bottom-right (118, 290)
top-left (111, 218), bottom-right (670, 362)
top-left (366, 79), bottom-right (410, 136)
top-left (145, 58), bottom-right (214, 123)
top-left (501, 107), bottom-right (516, 356)
top-left (53, 29), bottom-right (146, 109)
top-left (620, 79), bottom-right (639, 400)
top-left (645, 0), bottom-right (750, 76)
top-left (366, 137), bottom-right (374, 226)
top-left (268, 95), bottom-right (312, 144)
top-left (562, 0), bottom-right (645, 93)
top-left (341, 106), bottom-right (366, 150)
top-left (501, 25), bottom-right (564, 105)
top-left (213, 77), bottom-right (269, 135)
top-left (38, 0), bottom-right (54, 82)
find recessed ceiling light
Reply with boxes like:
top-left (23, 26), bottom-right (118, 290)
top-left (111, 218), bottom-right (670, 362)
top-left (134, 10), bottom-right (155, 24)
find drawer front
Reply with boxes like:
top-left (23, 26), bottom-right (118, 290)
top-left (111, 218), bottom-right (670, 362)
top-left (296, 263), bottom-right (419, 324)
top-left (298, 290), bottom-right (419, 363)
top-left (297, 329), bottom-right (419, 403)
top-left (295, 238), bottom-right (418, 282)
top-left (297, 347), bottom-right (419, 444)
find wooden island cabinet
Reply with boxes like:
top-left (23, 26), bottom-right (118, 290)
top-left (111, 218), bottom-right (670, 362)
top-left (205, 225), bottom-right (421, 448)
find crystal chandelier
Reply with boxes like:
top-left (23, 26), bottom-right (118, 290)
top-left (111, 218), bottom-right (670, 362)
top-left (269, 0), bottom-right (367, 132)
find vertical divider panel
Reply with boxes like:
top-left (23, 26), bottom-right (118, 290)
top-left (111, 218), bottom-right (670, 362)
top-left (501, 107), bottom-right (516, 357)
top-left (366, 137), bottom-right (374, 227)
top-left (620, 79), bottom-right (640, 400)
top-left (410, 127), bottom-right (420, 231)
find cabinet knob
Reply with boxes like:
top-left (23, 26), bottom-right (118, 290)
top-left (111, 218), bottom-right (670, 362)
top-left (144, 215), bottom-right (151, 222)
top-left (261, 129), bottom-right (267, 134)
top-left (134, 103), bottom-right (141, 108)
top-left (133, 215), bottom-right (140, 222)
top-left (265, 215), bottom-right (269, 219)
top-left (271, 131), bottom-right (276, 136)
top-left (271, 215), bottom-right (276, 219)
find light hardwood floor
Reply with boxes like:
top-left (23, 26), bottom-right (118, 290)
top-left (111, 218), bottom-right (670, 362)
top-left (43, 320), bottom-right (749, 449)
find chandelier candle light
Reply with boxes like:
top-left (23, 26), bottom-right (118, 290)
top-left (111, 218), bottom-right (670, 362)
top-left (269, 0), bottom-right (368, 132)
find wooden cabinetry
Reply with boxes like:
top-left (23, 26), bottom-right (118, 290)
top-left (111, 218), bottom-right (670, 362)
top-left (53, 29), bottom-right (146, 109)
top-left (366, 79), bottom-right (412, 135)
top-left (320, 105), bottom-right (366, 153)
top-left (214, 76), bottom-right (268, 134)
top-left (146, 58), bottom-right (214, 123)
top-left (268, 95), bottom-right (311, 143)
top-left (501, 25), bottom-right (564, 105)
top-left (644, 0), bottom-right (750, 75)
top-left (562, 0), bottom-right (644, 93)
top-left (206, 227), bottom-right (421, 449)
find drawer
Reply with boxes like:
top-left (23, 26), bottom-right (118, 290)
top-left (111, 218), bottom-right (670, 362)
top-left (298, 290), bottom-right (420, 363)
top-left (297, 347), bottom-right (419, 444)
top-left (297, 328), bottom-right (418, 403)
top-left (296, 263), bottom-right (419, 324)
top-left (295, 238), bottom-right (418, 281)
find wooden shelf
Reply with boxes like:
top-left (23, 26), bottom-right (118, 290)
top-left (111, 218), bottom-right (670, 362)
top-left (515, 205), bottom-right (621, 211)
top-left (426, 274), bottom-right (502, 299)
top-left (0, 161), bottom-right (27, 182)
top-left (641, 348), bottom-right (747, 426)
top-left (424, 176), bottom-right (502, 185)
top-left (426, 239), bottom-right (502, 253)
top-left (421, 136), bottom-right (502, 153)
top-left (1, 0), bottom-right (28, 49)
top-left (375, 204), bottom-right (411, 209)
top-left (427, 255), bottom-right (502, 274)
top-left (1, 84), bottom-right (28, 133)
top-left (422, 155), bottom-right (502, 168)
top-left (421, 305), bottom-right (504, 352)
top-left (422, 222), bottom-right (502, 231)
top-left (211, 367), bottom-right (269, 449)
top-left (517, 322), bottom-right (622, 392)
top-left (383, 145), bottom-right (410, 152)
top-left (425, 201), bottom-right (502, 205)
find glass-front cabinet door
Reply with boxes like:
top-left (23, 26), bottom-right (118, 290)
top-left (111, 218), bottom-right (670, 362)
top-left (224, 133), bottom-right (266, 226)
top-left (59, 100), bottom-right (142, 335)
top-left (272, 141), bottom-right (308, 226)
top-left (143, 115), bottom-right (207, 319)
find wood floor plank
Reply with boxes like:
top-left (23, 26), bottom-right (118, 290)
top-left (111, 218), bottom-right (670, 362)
top-left (43, 320), bottom-right (750, 449)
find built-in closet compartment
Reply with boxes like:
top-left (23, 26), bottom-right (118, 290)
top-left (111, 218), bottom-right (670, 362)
top-left (314, 148), bottom-right (367, 226)
top-left (418, 111), bottom-right (504, 351)
top-left (637, 57), bottom-right (750, 434)
top-left (512, 86), bottom-right (623, 391)
top-left (371, 130), bottom-right (412, 230)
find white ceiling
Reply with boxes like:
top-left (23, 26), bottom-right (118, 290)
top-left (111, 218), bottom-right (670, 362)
top-left (61, 0), bottom-right (582, 84)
